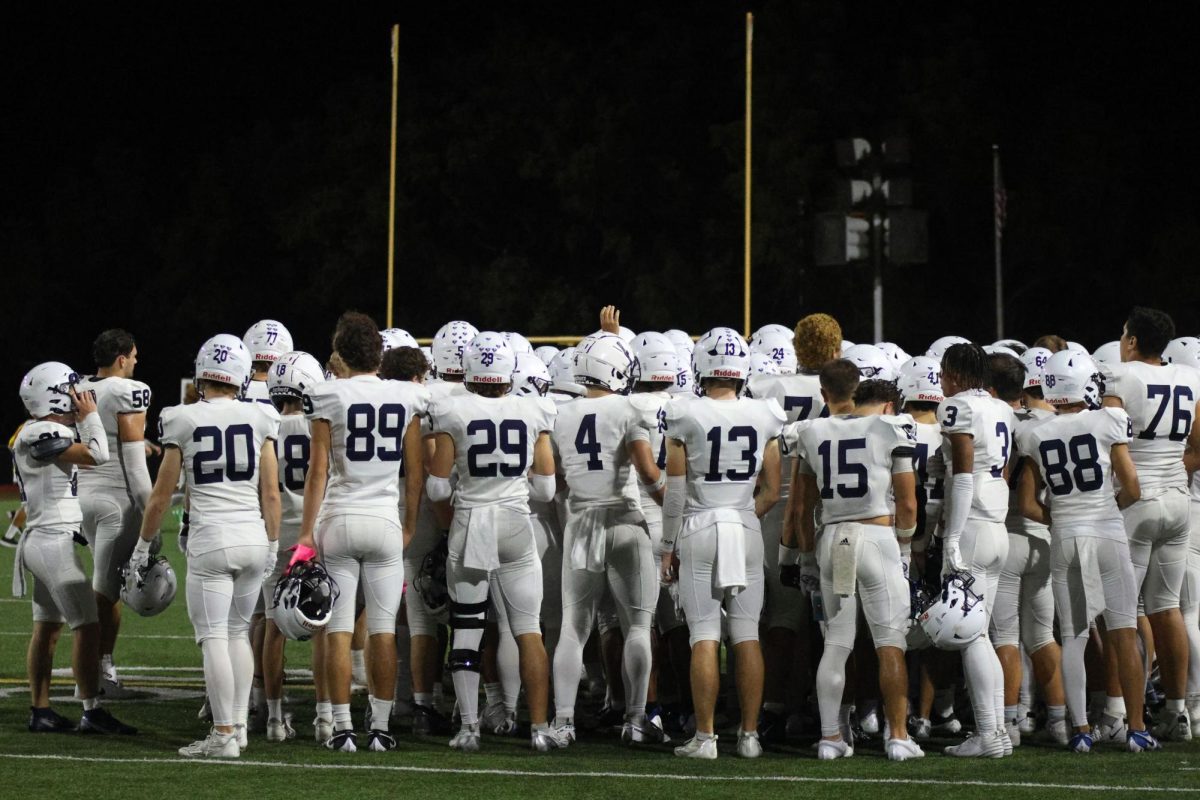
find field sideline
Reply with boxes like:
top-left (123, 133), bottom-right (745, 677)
top-left (0, 497), bottom-right (1198, 799)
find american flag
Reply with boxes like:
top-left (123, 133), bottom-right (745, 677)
top-left (994, 147), bottom-right (1007, 239)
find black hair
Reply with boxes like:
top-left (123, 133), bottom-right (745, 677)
top-left (819, 359), bottom-right (860, 403)
top-left (941, 343), bottom-right (990, 391)
top-left (699, 377), bottom-right (744, 395)
top-left (904, 400), bottom-right (940, 414)
top-left (1125, 306), bottom-right (1175, 357)
top-left (333, 311), bottom-right (382, 373)
top-left (1022, 384), bottom-right (1045, 400)
top-left (467, 383), bottom-right (508, 398)
top-left (634, 381), bottom-right (674, 393)
top-left (852, 378), bottom-right (901, 408)
top-left (380, 347), bottom-right (428, 381)
top-left (988, 353), bottom-right (1025, 402)
top-left (92, 329), bottom-right (136, 368)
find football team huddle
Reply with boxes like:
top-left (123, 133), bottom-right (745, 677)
top-left (10, 304), bottom-right (1200, 763)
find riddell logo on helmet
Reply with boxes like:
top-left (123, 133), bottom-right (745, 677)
top-left (709, 369), bottom-right (743, 378)
top-left (199, 370), bottom-right (233, 383)
top-left (915, 392), bottom-right (942, 402)
top-left (470, 375), bottom-right (506, 383)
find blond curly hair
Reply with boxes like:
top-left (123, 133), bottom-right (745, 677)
top-left (794, 313), bottom-right (843, 371)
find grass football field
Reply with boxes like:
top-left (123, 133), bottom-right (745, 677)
top-left (0, 496), bottom-right (1197, 799)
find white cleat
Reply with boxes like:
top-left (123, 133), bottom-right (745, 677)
top-left (233, 723), bottom-right (248, 752)
top-left (450, 723), bottom-right (481, 753)
top-left (860, 709), bottom-right (880, 736)
top-left (999, 727), bottom-right (1014, 756)
top-left (179, 730), bottom-right (240, 759)
top-left (886, 737), bottom-right (925, 762)
top-left (1046, 718), bottom-right (1069, 746)
top-left (314, 716), bottom-right (334, 744)
top-left (1095, 715), bottom-right (1127, 744)
top-left (736, 730), bottom-right (762, 758)
top-left (910, 717), bottom-right (932, 741)
top-left (1017, 709), bottom-right (1037, 736)
top-left (481, 700), bottom-right (509, 734)
top-left (1005, 720), bottom-right (1021, 748)
top-left (622, 718), bottom-right (668, 745)
top-left (943, 730), bottom-right (1005, 758)
top-left (674, 734), bottom-right (718, 759)
top-left (817, 738), bottom-right (853, 760)
top-left (1153, 709), bottom-right (1193, 742)
top-left (531, 726), bottom-right (569, 752)
top-left (267, 717), bottom-right (296, 742)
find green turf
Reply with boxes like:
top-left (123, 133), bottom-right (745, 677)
top-left (0, 497), bottom-right (1198, 798)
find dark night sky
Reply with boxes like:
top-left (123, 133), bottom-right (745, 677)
top-left (4, 2), bottom-right (1200, 452)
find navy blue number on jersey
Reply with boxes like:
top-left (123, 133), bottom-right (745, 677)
top-left (193, 424), bottom-right (255, 485)
top-left (345, 403), bottom-right (405, 463)
top-left (703, 426), bottom-right (758, 482)
top-left (912, 442), bottom-right (945, 500)
top-left (281, 434), bottom-right (310, 491)
top-left (816, 438), bottom-right (868, 499)
top-left (466, 420), bottom-right (528, 477)
top-left (1037, 433), bottom-right (1103, 495)
top-left (991, 422), bottom-right (1011, 478)
top-left (1140, 385), bottom-right (1194, 442)
top-left (784, 396), bottom-right (813, 420)
top-left (574, 413), bottom-right (604, 471)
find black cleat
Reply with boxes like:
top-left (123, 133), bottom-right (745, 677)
top-left (412, 704), bottom-right (452, 736)
top-left (325, 729), bottom-right (358, 752)
top-left (28, 707), bottom-right (74, 733)
top-left (367, 729), bottom-right (397, 752)
top-left (78, 707), bottom-right (138, 735)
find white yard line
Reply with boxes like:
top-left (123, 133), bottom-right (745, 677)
top-left (0, 753), bottom-right (1196, 792)
top-left (0, 631), bottom-right (196, 639)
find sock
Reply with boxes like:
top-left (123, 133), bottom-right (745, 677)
top-left (1104, 695), bottom-right (1127, 719)
top-left (82, 696), bottom-right (100, 711)
top-left (497, 630), bottom-right (521, 713)
top-left (201, 638), bottom-right (235, 727)
top-left (962, 637), bottom-right (998, 732)
top-left (1166, 697), bottom-right (1185, 714)
top-left (1061, 634), bottom-right (1089, 729)
top-left (621, 626), bottom-right (652, 719)
top-left (333, 703), bottom-right (352, 732)
top-left (369, 696), bottom-right (393, 731)
top-left (1005, 704), bottom-right (1019, 724)
top-left (763, 701), bottom-right (786, 715)
top-left (552, 622), bottom-right (586, 723)
top-left (531, 721), bottom-right (550, 733)
top-left (816, 643), bottom-right (851, 737)
top-left (554, 714), bottom-right (573, 728)
top-left (315, 700), bottom-right (332, 721)
top-left (267, 698), bottom-right (283, 721)
top-left (1048, 704), bottom-right (1067, 723)
top-left (484, 682), bottom-right (503, 706)
top-left (453, 670), bottom-right (481, 725)
top-left (696, 729), bottom-right (715, 741)
top-left (229, 636), bottom-right (255, 727)
top-left (414, 692), bottom-right (433, 709)
top-left (352, 649), bottom-right (366, 679)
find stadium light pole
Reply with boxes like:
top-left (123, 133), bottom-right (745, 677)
top-left (386, 24), bottom-right (400, 328)
top-left (743, 12), bottom-right (753, 338)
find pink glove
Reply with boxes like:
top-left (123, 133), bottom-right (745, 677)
top-left (286, 544), bottom-right (317, 574)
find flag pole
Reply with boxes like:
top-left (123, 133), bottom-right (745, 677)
top-left (743, 12), bottom-right (753, 338)
top-left (386, 24), bottom-right (400, 328)
top-left (993, 144), bottom-right (1003, 340)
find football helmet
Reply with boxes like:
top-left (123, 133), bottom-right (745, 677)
top-left (749, 352), bottom-right (780, 376)
top-left (617, 326), bottom-right (636, 343)
top-left (1091, 340), bottom-right (1122, 365)
top-left (431, 321), bottom-right (479, 377)
top-left (242, 320), bottom-right (294, 364)
top-left (420, 346), bottom-right (436, 379)
top-left (534, 345), bottom-right (559, 366)
top-left (631, 332), bottom-right (681, 384)
top-left (919, 573), bottom-right (988, 651)
top-left (1020, 347), bottom-right (1053, 389)
top-left (1164, 336), bottom-right (1200, 369)
top-left (992, 338), bottom-right (1028, 355)
top-left (512, 353), bottom-right (552, 397)
top-left (926, 335), bottom-right (970, 360)
top-left (751, 327), bottom-right (798, 374)
top-left (381, 328), bottom-right (419, 351)
top-left (549, 348), bottom-right (585, 397)
top-left (464, 332), bottom-right (516, 386)
top-left (840, 339), bottom-right (855, 354)
top-left (272, 560), bottom-right (340, 641)
top-left (20, 362), bottom-right (80, 418)
top-left (575, 334), bottom-right (635, 394)
top-left (414, 538), bottom-right (449, 619)
top-left (120, 556), bottom-right (177, 617)
top-left (1042, 350), bottom-right (1103, 409)
top-left (195, 334), bottom-right (252, 396)
top-left (876, 341), bottom-right (911, 369)
top-left (844, 343), bottom-right (896, 381)
top-left (502, 331), bottom-right (534, 355)
top-left (1066, 340), bottom-right (1086, 354)
top-left (664, 329), bottom-right (694, 354)
top-left (268, 351), bottom-right (326, 409)
top-left (984, 344), bottom-right (1020, 358)
top-left (897, 356), bottom-right (944, 405)
top-left (692, 328), bottom-right (751, 382)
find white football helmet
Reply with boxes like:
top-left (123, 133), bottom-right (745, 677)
top-left (876, 341), bottom-right (911, 369)
top-left (1163, 336), bottom-right (1200, 369)
top-left (926, 335), bottom-right (970, 360)
top-left (664, 329), bottom-right (694, 354)
top-left (195, 334), bottom-right (252, 395)
top-left (1020, 347), bottom-right (1053, 389)
top-left (120, 556), bottom-right (177, 617)
top-left (268, 351), bottom-right (326, 408)
top-left (692, 327), bottom-right (751, 382)
top-left (512, 353), bottom-right (552, 397)
top-left (420, 346), bottom-right (436, 379)
top-left (749, 352), bottom-right (780, 376)
top-left (574, 334), bottom-right (635, 394)
top-left (1042, 350), bottom-right (1103, 409)
top-left (1066, 340), bottom-right (1086, 354)
top-left (431, 321), bottom-right (479, 377)
top-left (1091, 340), bottom-right (1122, 365)
top-left (20, 362), bottom-right (80, 418)
top-left (843, 343), bottom-right (896, 382)
top-left (897, 356), bottom-right (943, 405)
top-left (919, 574), bottom-right (988, 651)
top-left (617, 326), bottom-right (636, 343)
top-left (534, 345), bottom-right (559, 366)
top-left (984, 344), bottom-right (1020, 358)
top-left (549, 347), bottom-right (585, 397)
top-left (381, 327), bottom-right (419, 351)
top-left (992, 338), bottom-right (1027, 355)
top-left (751, 323), bottom-right (792, 348)
top-left (502, 331), bottom-right (534, 355)
top-left (631, 332), bottom-right (681, 385)
top-left (751, 327), bottom-right (798, 374)
top-left (272, 561), bottom-right (339, 641)
top-left (242, 320), bottom-right (294, 364)
top-left (464, 332), bottom-right (516, 386)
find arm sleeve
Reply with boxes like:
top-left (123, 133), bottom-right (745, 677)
top-left (528, 473), bottom-right (555, 503)
top-left (660, 474), bottom-right (686, 555)
top-left (944, 472), bottom-right (974, 546)
top-left (120, 440), bottom-right (153, 510)
top-left (76, 411), bottom-right (109, 465)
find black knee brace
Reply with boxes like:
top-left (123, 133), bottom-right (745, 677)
top-left (448, 598), bottom-right (488, 673)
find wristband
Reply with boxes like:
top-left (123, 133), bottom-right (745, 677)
top-left (778, 544), bottom-right (800, 567)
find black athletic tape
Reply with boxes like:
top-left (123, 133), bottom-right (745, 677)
top-left (449, 599), bottom-right (490, 615)
top-left (449, 615), bottom-right (487, 630)
top-left (448, 648), bottom-right (482, 672)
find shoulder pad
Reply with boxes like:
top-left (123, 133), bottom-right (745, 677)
top-left (29, 430), bottom-right (72, 461)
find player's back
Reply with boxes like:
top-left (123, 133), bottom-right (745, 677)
top-left (1006, 406), bottom-right (1054, 539)
top-left (244, 379), bottom-right (273, 406)
top-left (275, 413), bottom-right (311, 530)
top-left (13, 420), bottom-right (81, 531)
top-left (1102, 361), bottom-right (1200, 492)
top-left (940, 389), bottom-right (1016, 523)
top-left (553, 393), bottom-right (643, 512)
top-left (76, 374), bottom-right (151, 494)
top-left (748, 371), bottom-right (826, 423)
top-left (797, 414), bottom-right (916, 525)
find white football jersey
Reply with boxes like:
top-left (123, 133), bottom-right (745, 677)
top-left (160, 397), bottom-right (279, 551)
top-left (939, 389), bottom-right (1017, 523)
top-left (1016, 407), bottom-right (1132, 523)
top-left (75, 375), bottom-right (152, 495)
top-left (664, 396), bottom-right (785, 513)
top-left (746, 371), bottom-right (827, 423)
top-left (306, 375), bottom-right (431, 521)
top-left (13, 420), bottom-right (81, 531)
top-left (1007, 407), bottom-right (1054, 540)
top-left (628, 391), bottom-right (671, 512)
top-left (790, 414), bottom-right (917, 525)
top-left (244, 379), bottom-right (273, 405)
top-left (430, 392), bottom-right (556, 511)
top-left (553, 394), bottom-right (650, 513)
top-left (1101, 361), bottom-right (1200, 493)
top-left (911, 420), bottom-right (945, 510)
top-left (275, 413), bottom-right (311, 529)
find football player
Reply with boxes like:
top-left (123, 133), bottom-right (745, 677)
top-left (1017, 351), bottom-right (1156, 751)
top-left (990, 352), bottom-right (1068, 746)
top-left (785, 378), bottom-right (924, 762)
top-left (134, 335), bottom-right (281, 757)
top-left (290, 313), bottom-right (429, 753)
top-left (936, 343), bottom-right (1016, 757)
top-left (550, 334), bottom-right (664, 744)
top-left (426, 332), bottom-right (564, 752)
top-left (1101, 307), bottom-right (1200, 741)
top-left (76, 329), bottom-right (154, 698)
top-left (660, 328), bottom-right (786, 759)
top-left (15, 362), bottom-right (135, 735)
